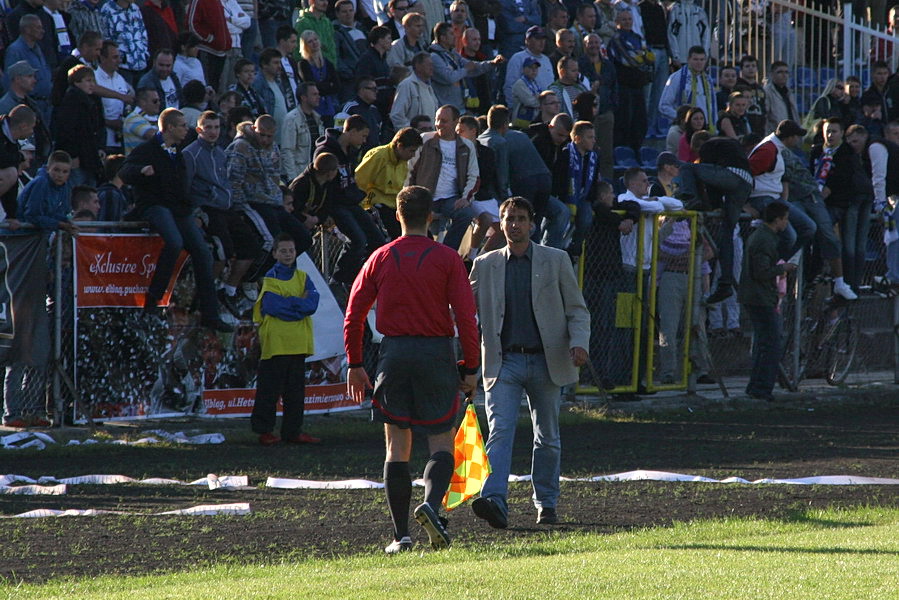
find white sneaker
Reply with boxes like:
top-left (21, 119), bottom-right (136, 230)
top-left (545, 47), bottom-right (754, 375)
top-left (384, 536), bottom-right (413, 554)
top-left (833, 280), bottom-right (858, 300)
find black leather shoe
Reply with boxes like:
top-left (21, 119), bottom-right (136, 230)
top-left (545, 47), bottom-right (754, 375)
top-left (472, 496), bottom-right (508, 529)
top-left (705, 283), bottom-right (734, 305)
top-left (536, 507), bottom-right (558, 525)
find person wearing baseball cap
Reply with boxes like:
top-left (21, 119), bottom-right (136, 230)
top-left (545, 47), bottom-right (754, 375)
top-left (0, 61), bottom-right (51, 165)
top-left (0, 61), bottom-right (37, 116)
top-left (509, 56), bottom-right (544, 127)
top-left (502, 23), bottom-right (552, 103)
top-left (742, 119), bottom-right (817, 294)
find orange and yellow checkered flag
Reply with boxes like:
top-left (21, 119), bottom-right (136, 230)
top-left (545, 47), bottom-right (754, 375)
top-left (443, 402), bottom-right (491, 511)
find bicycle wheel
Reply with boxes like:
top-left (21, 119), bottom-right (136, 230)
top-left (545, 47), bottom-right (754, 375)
top-left (778, 272), bottom-right (801, 390)
top-left (825, 314), bottom-right (858, 385)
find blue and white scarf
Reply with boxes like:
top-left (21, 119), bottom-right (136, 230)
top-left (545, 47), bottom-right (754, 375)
top-left (567, 142), bottom-right (597, 205)
top-left (517, 74), bottom-right (541, 121)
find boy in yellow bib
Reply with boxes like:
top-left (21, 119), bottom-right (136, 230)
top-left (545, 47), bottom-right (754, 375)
top-left (252, 233), bottom-right (321, 446)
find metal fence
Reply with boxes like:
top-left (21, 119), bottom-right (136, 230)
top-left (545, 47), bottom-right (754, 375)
top-left (5, 207), bottom-right (898, 426)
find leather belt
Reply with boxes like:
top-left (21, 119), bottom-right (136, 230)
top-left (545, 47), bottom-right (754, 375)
top-left (503, 346), bottom-right (543, 354)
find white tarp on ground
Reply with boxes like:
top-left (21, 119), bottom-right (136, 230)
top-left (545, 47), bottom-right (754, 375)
top-left (0, 473), bottom-right (248, 496)
top-left (3, 503), bottom-right (251, 519)
top-left (267, 470), bottom-right (899, 489)
top-left (1, 430), bottom-right (225, 451)
top-left (4, 469), bottom-right (899, 497)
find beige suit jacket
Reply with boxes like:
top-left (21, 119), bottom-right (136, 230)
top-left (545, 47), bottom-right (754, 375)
top-left (470, 243), bottom-right (591, 390)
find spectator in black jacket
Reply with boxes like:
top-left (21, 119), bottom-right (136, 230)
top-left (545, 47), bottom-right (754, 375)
top-left (53, 65), bottom-right (105, 187)
top-left (529, 112), bottom-right (572, 170)
top-left (811, 117), bottom-right (874, 292)
top-left (552, 120), bottom-right (602, 259)
top-left (341, 77), bottom-right (385, 153)
top-left (583, 180), bottom-right (640, 390)
top-left (120, 108), bottom-right (231, 332)
top-left (354, 26), bottom-right (395, 122)
top-left (0, 106), bottom-right (35, 220)
top-left (312, 114), bottom-right (385, 284)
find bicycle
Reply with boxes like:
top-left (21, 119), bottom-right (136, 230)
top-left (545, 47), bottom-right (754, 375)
top-left (779, 272), bottom-right (859, 390)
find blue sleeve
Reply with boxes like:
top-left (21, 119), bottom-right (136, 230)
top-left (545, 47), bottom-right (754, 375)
top-left (294, 277), bottom-right (319, 318)
top-left (19, 179), bottom-right (65, 230)
top-left (260, 277), bottom-right (320, 321)
top-left (261, 290), bottom-right (301, 321)
top-left (4, 44), bottom-right (24, 70)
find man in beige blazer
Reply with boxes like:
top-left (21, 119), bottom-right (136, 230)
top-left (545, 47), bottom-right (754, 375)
top-left (468, 196), bottom-right (590, 528)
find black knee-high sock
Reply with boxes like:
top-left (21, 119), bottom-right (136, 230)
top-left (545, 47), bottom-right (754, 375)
top-left (423, 451), bottom-right (455, 511)
top-left (384, 461), bottom-right (411, 539)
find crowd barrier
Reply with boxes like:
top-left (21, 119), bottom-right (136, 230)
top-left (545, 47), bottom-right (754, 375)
top-left (2, 210), bottom-right (897, 424)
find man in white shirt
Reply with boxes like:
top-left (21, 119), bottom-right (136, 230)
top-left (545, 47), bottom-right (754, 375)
top-left (407, 104), bottom-right (479, 250)
top-left (617, 166), bottom-right (681, 392)
top-left (618, 166), bottom-right (683, 271)
top-left (95, 40), bottom-right (134, 153)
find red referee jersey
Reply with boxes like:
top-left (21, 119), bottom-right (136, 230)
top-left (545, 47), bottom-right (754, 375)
top-left (343, 235), bottom-right (480, 370)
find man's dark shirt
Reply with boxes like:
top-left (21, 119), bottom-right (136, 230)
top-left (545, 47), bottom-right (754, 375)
top-left (501, 243), bottom-right (543, 350)
top-left (639, 0), bottom-right (669, 48)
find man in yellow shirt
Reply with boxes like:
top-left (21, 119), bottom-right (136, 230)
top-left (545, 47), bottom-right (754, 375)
top-left (354, 127), bottom-right (422, 239)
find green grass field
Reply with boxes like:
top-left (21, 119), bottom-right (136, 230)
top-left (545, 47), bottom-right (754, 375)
top-left (8, 506), bottom-right (898, 600)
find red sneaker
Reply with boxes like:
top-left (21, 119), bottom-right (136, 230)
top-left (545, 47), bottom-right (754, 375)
top-left (2, 418), bottom-right (28, 428)
top-left (284, 433), bottom-right (321, 444)
top-left (258, 433), bottom-right (281, 446)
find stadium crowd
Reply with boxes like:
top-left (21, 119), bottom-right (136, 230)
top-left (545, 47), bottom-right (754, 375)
top-left (2, 0), bottom-right (899, 425)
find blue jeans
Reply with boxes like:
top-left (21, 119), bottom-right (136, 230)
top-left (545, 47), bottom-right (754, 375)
top-left (143, 205), bottom-right (218, 318)
top-left (745, 303), bottom-right (782, 397)
top-left (568, 198), bottom-right (593, 255)
top-left (791, 195), bottom-right (841, 260)
top-left (241, 18), bottom-right (260, 63)
top-left (509, 173), bottom-right (567, 248)
top-left (328, 203), bottom-right (386, 284)
top-left (541, 196), bottom-right (571, 249)
top-left (749, 195), bottom-right (816, 260)
top-left (828, 200), bottom-right (873, 289)
top-left (481, 352), bottom-right (561, 514)
top-left (645, 47), bottom-right (669, 132)
top-left (679, 163), bottom-right (752, 283)
top-left (887, 240), bottom-right (899, 282)
top-left (430, 196), bottom-right (476, 251)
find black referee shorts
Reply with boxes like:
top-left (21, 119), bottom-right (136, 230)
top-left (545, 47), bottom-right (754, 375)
top-left (372, 336), bottom-right (460, 435)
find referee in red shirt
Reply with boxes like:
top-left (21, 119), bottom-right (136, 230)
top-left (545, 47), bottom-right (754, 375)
top-left (344, 185), bottom-right (480, 554)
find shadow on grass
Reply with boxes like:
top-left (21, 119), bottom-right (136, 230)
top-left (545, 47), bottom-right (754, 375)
top-left (662, 544), bottom-right (896, 556)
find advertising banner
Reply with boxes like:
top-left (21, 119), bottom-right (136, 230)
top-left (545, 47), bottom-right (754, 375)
top-left (0, 233), bottom-right (50, 366)
top-left (74, 235), bottom-right (351, 421)
top-left (74, 234), bottom-right (187, 308)
top-left (202, 383), bottom-right (356, 417)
